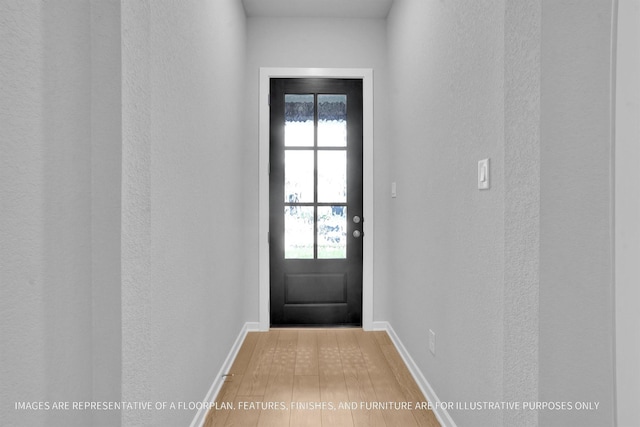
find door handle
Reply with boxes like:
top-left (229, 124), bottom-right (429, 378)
top-left (353, 230), bottom-right (362, 238)
top-left (353, 215), bottom-right (362, 224)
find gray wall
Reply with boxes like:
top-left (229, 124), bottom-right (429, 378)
top-left (2, 1), bottom-right (248, 426)
top-left (1, 1), bottom-right (93, 425)
top-left (121, 0), bottom-right (248, 425)
top-left (387, 0), bottom-right (615, 426)
top-left (539, 0), bottom-right (615, 425)
top-left (503, 0), bottom-right (541, 425)
top-left (387, 1), bottom-right (506, 425)
top-left (243, 16), bottom-right (393, 322)
top-left (91, 0), bottom-right (122, 425)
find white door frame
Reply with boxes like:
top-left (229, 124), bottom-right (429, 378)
top-left (258, 67), bottom-right (374, 331)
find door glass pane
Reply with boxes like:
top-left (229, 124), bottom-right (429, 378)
top-left (318, 150), bottom-right (346, 203)
top-left (285, 206), bottom-right (314, 259)
top-left (318, 94), bottom-right (347, 147)
top-left (318, 206), bottom-right (347, 259)
top-left (285, 94), bottom-right (314, 147)
top-left (285, 150), bottom-right (314, 203)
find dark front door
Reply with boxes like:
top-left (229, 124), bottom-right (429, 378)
top-left (269, 78), bottom-right (364, 326)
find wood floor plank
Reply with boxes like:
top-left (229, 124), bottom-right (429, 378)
top-left (336, 329), bottom-right (387, 427)
top-left (236, 331), bottom-right (279, 396)
top-left (258, 330), bottom-right (297, 426)
top-left (230, 332), bottom-right (259, 374)
top-left (290, 375), bottom-right (322, 427)
top-left (224, 396), bottom-right (263, 427)
top-left (380, 343), bottom-right (441, 427)
top-left (380, 343), bottom-right (427, 402)
top-left (264, 330), bottom-right (297, 400)
top-left (203, 374), bottom-right (243, 427)
top-left (318, 330), bottom-right (354, 426)
top-left (373, 330), bottom-right (393, 346)
top-left (205, 334), bottom-right (261, 426)
top-left (295, 329), bottom-right (319, 376)
top-left (255, 405), bottom-right (289, 427)
top-left (355, 330), bottom-right (419, 427)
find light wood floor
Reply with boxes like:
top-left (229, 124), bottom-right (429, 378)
top-left (204, 328), bottom-right (441, 427)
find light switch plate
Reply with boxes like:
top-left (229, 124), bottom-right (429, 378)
top-left (391, 181), bottom-right (397, 198)
top-left (478, 158), bottom-right (490, 190)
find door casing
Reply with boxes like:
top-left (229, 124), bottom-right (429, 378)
top-left (259, 67), bottom-right (374, 331)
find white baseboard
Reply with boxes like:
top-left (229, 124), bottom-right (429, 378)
top-left (244, 322), bottom-right (261, 332)
top-left (374, 321), bottom-right (458, 427)
top-left (371, 321), bottom-right (389, 331)
top-left (189, 322), bottom-right (260, 427)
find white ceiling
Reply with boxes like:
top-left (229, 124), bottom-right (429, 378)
top-left (242, 0), bottom-right (395, 19)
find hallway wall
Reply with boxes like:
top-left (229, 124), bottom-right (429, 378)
top-left (243, 16), bottom-right (393, 322)
top-left (1, 1), bottom-right (93, 425)
top-left (539, 0), bottom-right (615, 425)
top-left (387, 1), bottom-right (506, 426)
top-left (2, 1), bottom-right (248, 426)
top-left (121, 1), bottom-right (248, 426)
top-left (387, 0), bottom-right (616, 426)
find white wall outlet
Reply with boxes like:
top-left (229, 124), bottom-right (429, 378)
top-left (429, 329), bottom-right (436, 356)
top-left (478, 158), bottom-right (490, 190)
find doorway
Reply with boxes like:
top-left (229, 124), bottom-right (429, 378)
top-left (258, 68), bottom-right (374, 331)
top-left (269, 78), bottom-right (363, 326)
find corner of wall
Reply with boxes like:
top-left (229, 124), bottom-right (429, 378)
top-left (503, 1), bottom-right (541, 426)
top-left (90, 1), bottom-right (123, 425)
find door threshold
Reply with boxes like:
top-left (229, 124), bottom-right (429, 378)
top-left (269, 325), bottom-right (362, 330)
